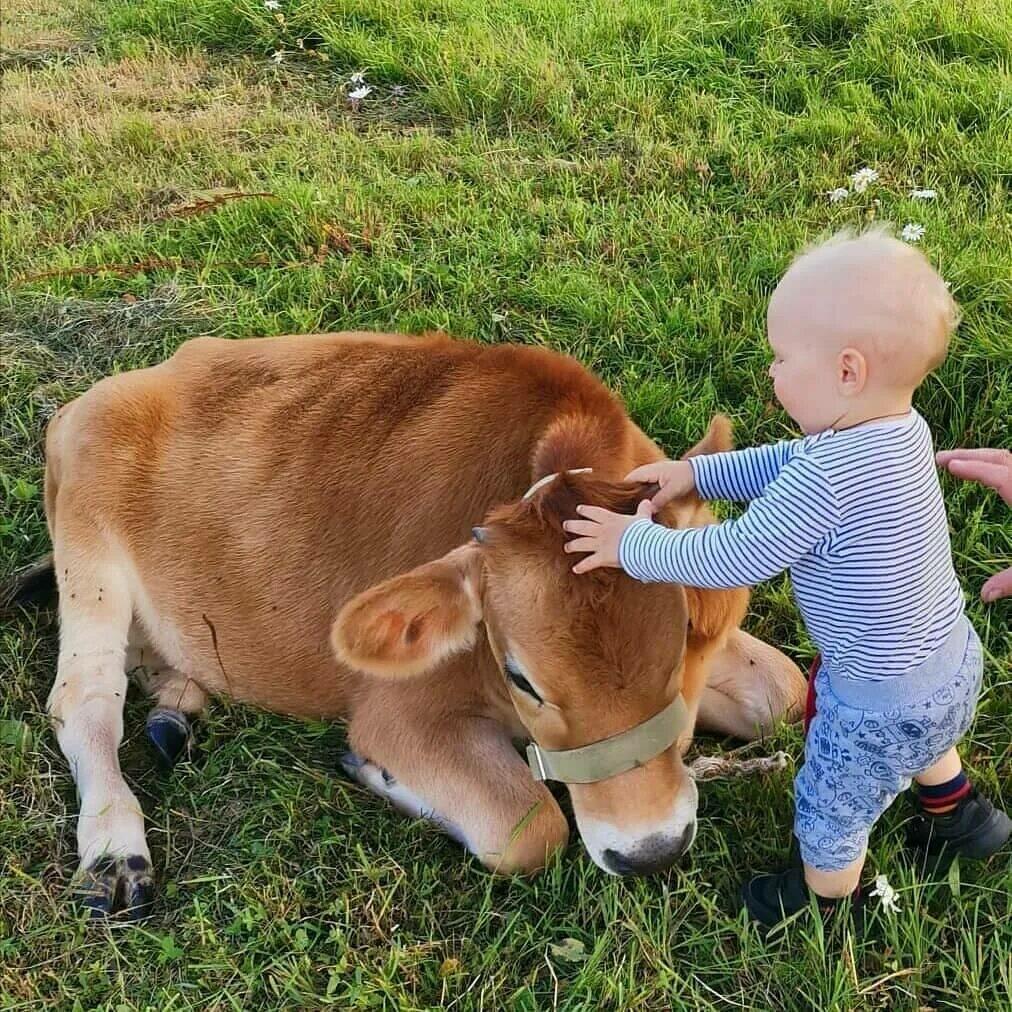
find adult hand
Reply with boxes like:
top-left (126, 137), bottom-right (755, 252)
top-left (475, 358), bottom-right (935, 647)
top-left (937, 448), bottom-right (1011, 602)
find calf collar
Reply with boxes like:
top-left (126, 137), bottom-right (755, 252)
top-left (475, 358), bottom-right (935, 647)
top-left (524, 694), bottom-right (689, 784)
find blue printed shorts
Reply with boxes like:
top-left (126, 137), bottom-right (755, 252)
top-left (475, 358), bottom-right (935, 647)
top-left (794, 616), bottom-right (984, 871)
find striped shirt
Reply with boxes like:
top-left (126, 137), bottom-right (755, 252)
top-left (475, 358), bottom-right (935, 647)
top-left (619, 411), bottom-right (965, 682)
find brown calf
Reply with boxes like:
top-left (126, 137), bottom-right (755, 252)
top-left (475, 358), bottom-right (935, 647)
top-left (33, 330), bottom-right (804, 917)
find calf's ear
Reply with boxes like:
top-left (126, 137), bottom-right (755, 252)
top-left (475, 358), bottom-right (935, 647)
top-left (331, 543), bottom-right (484, 678)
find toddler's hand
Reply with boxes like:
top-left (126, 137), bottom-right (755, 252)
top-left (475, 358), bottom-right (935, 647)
top-left (563, 499), bottom-right (654, 574)
top-left (936, 447), bottom-right (1011, 602)
top-left (624, 459), bottom-right (696, 511)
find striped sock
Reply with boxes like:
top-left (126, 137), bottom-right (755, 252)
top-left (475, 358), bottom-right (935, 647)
top-left (918, 771), bottom-right (971, 815)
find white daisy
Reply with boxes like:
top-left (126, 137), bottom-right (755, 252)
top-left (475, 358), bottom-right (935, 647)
top-left (348, 85), bottom-right (372, 101)
top-left (849, 167), bottom-right (879, 193)
top-left (901, 223), bottom-right (926, 243)
top-left (870, 874), bottom-right (901, 914)
top-left (272, 49), bottom-right (284, 64)
top-left (263, 0), bottom-right (281, 9)
top-left (909, 188), bottom-right (937, 200)
top-left (349, 71), bottom-right (367, 85)
top-left (827, 187), bottom-right (849, 203)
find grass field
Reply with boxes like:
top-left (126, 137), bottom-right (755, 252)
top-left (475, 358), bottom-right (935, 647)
top-left (2, 0), bottom-right (1010, 1007)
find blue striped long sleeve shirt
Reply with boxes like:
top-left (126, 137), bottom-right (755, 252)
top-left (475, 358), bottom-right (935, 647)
top-left (619, 411), bottom-right (965, 682)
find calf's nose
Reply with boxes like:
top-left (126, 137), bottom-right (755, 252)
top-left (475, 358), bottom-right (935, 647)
top-left (602, 824), bottom-right (697, 876)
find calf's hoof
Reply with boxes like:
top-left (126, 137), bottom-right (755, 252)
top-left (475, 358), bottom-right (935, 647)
top-left (146, 707), bottom-right (194, 770)
top-left (77, 854), bottom-right (155, 921)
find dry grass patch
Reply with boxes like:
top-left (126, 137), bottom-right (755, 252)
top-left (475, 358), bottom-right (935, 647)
top-left (2, 53), bottom-right (334, 153)
top-left (0, 0), bottom-right (90, 66)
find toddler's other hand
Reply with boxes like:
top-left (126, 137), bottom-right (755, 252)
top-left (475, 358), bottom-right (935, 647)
top-left (624, 459), bottom-right (695, 511)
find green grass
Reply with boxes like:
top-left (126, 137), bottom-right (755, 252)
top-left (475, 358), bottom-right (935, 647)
top-left (2, 0), bottom-right (1010, 1007)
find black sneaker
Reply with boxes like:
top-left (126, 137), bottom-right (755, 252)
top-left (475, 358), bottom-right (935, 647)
top-left (740, 866), bottom-right (864, 931)
top-left (905, 789), bottom-right (1012, 875)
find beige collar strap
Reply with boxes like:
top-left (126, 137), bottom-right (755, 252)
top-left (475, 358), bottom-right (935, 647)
top-left (525, 694), bottom-right (689, 784)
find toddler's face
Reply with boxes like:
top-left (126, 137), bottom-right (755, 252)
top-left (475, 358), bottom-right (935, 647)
top-left (766, 304), bottom-right (845, 434)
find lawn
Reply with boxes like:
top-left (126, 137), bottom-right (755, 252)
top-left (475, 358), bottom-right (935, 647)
top-left (1, 0), bottom-right (1010, 1007)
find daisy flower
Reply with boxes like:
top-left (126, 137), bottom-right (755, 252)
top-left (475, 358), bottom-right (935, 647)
top-left (901, 223), bottom-right (926, 243)
top-left (264, 0), bottom-right (281, 8)
top-left (348, 85), bottom-right (372, 101)
top-left (349, 71), bottom-right (367, 85)
top-left (909, 188), bottom-right (937, 200)
top-left (870, 874), bottom-right (901, 914)
top-left (827, 187), bottom-right (849, 203)
top-left (272, 49), bottom-right (284, 64)
top-left (849, 167), bottom-right (879, 193)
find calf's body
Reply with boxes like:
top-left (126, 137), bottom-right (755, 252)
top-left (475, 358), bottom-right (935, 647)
top-left (38, 330), bottom-right (805, 916)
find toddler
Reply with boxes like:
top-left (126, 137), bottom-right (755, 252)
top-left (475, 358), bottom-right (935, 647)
top-left (563, 227), bottom-right (1011, 928)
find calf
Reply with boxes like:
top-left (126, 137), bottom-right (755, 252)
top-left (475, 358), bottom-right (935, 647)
top-left (25, 330), bottom-right (804, 916)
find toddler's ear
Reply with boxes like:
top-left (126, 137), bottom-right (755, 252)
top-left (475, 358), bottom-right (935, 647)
top-left (838, 348), bottom-right (868, 396)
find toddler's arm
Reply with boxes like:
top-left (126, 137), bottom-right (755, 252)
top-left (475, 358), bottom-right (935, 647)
top-left (620, 453), bottom-right (838, 589)
top-left (689, 438), bottom-right (807, 502)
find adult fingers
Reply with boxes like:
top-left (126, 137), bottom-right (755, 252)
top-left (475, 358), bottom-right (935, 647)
top-left (936, 448), bottom-right (1009, 468)
top-left (947, 459), bottom-right (1011, 501)
top-left (981, 567), bottom-right (1012, 603)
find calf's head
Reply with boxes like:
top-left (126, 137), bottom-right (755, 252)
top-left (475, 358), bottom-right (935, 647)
top-left (333, 437), bottom-right (746, 876)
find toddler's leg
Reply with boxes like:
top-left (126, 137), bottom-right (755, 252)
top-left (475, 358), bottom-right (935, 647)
top-left (742, 662), bottom-right (910, 929)
top-left (742, 853), bottom-right (867, 930)
top-left (805, 852), bottom-right (865, 898)
top-left (741, 672), bottom-right (886, 928)
top-left (916, 748), bottom-right (962, 786)
top-left (791, 666), bottom-right (898, 877)
top-left (913, 747), bottom-right (968, 813)
top-left (904, 625), bottom-right (1010, 870)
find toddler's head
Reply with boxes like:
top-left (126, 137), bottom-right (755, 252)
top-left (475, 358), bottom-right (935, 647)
top-left (766, 226), bottom-right (959, 433)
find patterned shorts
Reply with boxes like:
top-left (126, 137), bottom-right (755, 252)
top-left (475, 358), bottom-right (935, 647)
top-left (794, 617), bottom-right (983, 871)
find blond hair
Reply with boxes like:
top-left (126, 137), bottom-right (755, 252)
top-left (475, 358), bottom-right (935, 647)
top-left (788, 225), bottom-right (960, 385)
